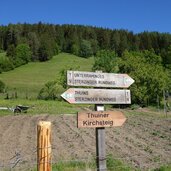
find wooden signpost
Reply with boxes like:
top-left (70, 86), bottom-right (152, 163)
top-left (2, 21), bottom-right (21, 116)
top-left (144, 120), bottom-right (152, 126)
top-left (61, 70), bottom-right (134, 171)
top-left (61, 88), bottom-right (131, 104)
top-left (67, 70), bottom-right (134, 88)
top-left (78, 111), bottom-right (126, 128)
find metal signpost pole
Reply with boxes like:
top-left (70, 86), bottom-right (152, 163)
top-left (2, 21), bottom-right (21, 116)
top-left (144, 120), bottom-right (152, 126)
top-left (95, 104), bottom-right (106, 171)
top-left (95, 70), bottom-right (106, 171)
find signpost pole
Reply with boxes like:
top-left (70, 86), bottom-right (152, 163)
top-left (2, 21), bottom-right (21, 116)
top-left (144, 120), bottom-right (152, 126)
top-left (95, 104), bottom-right (107, 171)
top-left (63, 70), bottom-right (134, 171)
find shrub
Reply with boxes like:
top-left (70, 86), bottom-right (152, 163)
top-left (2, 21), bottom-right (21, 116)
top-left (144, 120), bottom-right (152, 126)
top-left (14, 43), bottom-right (32, 67)
top-left (38, 81), bottom-right (62, 100)
top-left (0, 80), bottom-right (5, 93)
top-left (79, 40), bottom-right (93, 58)
top-left (93, 50), bottom-right (118, 73)
top-left (0, 55), bottom-right (14, 72)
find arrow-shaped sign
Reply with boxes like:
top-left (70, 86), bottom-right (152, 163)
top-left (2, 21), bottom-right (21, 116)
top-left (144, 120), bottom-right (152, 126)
top-left (61, 88), bottom-right (131, 104)
top-left (67, 71), bottom-right (134, 88)
top-left (77, 111), bottom-right (126, 128)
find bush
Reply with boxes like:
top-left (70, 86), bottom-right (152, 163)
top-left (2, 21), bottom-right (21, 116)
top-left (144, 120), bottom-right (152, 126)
top-left (0, 56), bottom-right (14, 72)
top-left (0, 80), bottom-right (5, 93)
top-left (38, 81), bottom-right (62, 100)
top-left (119, 50), bottom-right (171, 105)
top-left (79, 40), bottom-right (93, 58)
top-left (14, 43), bottom-right (32, 67)
top-left (93, 50), bottom-right (118, 73)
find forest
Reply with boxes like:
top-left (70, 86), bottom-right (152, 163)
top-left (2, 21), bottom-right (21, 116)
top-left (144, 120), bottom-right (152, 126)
top-left (0, 22), bottom-right (171, 64)
top-left (0, 22), bottom-right (171, 105)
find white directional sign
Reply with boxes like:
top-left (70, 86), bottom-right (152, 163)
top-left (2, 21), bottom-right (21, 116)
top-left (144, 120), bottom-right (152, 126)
top-left (67, 71), bottom-right (134, 88)
top-left (61, 88), bottom-right (131, 104)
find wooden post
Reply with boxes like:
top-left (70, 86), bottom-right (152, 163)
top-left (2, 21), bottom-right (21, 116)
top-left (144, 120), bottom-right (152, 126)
top-left (95, 104), bottom-right (107, 171)
top-left (37, 121), bottom-right (52, 171)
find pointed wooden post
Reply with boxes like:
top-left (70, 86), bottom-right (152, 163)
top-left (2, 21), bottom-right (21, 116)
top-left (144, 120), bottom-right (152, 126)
top-left (37, 121), bottom-right (52, 171)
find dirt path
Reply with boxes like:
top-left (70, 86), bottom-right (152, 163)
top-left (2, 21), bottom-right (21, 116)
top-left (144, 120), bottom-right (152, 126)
top-left (0, 111), bottom-right (171, 170)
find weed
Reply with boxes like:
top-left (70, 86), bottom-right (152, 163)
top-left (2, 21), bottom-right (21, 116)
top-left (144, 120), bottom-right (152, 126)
top-left (144, 145), bottom-right (153, 154)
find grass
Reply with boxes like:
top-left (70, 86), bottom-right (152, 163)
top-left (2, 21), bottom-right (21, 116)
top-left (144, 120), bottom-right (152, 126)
top-left (52, 160), bottom-right (95, 171)
top-left (0, 53), bottom-right (94, 99)
top-left (30, 154), bottom-right (135, 171)
top-left (0, 99), bottom-right (94, 116)
top-left (153, 164), bottom-right (171, 171)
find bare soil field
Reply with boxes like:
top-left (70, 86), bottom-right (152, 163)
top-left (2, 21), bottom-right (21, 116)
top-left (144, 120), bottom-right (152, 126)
top-left (0, 109), bottom-right (171, 170)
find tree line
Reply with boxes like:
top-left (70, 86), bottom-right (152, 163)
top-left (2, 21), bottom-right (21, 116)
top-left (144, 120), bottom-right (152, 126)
top-left (0, 22), bottom-right (171, 69)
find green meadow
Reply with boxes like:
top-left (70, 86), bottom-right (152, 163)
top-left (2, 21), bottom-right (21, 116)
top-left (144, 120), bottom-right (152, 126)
top-left (0, 53), bottom-right (94, 99)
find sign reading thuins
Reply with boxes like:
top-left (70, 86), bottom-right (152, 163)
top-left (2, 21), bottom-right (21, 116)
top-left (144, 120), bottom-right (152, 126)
top-left (61, 88), bottom-right (131, 104)
top-left (78, 111), bottom-right (126, 128)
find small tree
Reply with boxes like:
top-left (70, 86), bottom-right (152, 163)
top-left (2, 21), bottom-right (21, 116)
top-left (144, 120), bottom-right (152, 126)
top-left (71, 44), bottom-right (79, 56)
top-left (14, 43), bottom-right (32, 66)
top-left (0, 55), bottom-right (14, 72)
top-left (38, 81), bottom-right (60, 100)
top-left (79, 40), bottom-right (93, 58)
top-left (93, 50), bottom-right (119, 73)
top-left (0, 80), bottom-right (5, 93)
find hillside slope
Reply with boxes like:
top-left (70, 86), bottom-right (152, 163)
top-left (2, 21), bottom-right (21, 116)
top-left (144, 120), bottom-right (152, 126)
top-left (0, 53), bottom-right (94, 98)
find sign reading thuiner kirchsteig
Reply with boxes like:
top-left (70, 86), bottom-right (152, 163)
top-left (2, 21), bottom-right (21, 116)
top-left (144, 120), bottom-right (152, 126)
top-left (77, 111), bottom-right (126, 128)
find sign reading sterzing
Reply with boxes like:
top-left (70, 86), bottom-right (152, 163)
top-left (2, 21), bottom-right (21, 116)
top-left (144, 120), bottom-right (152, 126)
top-left (61, 88), bottom-right (131, 104)
top-left (67, 71), bottom-right (134, 88)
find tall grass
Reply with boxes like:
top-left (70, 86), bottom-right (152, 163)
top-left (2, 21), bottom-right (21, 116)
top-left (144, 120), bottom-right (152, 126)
top-left (31, 154), bottom-right (135, 171)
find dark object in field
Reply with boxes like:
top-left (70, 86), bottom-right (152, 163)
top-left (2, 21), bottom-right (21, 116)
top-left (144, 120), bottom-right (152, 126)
top-left (14, 105), bottom-right (30, 114)
top-left (0, 105), bottom-right (32, 114)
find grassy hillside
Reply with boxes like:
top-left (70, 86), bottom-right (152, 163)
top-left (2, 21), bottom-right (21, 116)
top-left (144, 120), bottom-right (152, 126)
top-left (0, 53), bottom-right (94, 99)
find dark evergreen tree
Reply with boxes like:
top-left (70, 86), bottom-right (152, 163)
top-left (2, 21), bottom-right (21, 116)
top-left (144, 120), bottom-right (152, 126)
top-left (27, 32), bottom-right (40, 61)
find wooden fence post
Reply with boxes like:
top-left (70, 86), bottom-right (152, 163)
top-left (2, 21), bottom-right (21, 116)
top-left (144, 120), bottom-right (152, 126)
top-left (37, 121), bottom-right (52, 171)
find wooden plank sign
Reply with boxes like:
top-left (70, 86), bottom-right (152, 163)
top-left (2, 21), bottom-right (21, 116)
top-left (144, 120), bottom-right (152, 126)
top-left (78, 111), bottom-right (126, 128)
top-left (61, 88), bottom-right (131, 104)
top-left (67, 70), bottom-right (134, 88)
